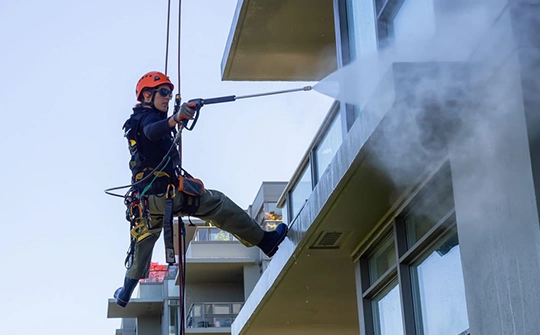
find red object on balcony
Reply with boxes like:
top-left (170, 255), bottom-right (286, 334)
top-left (140, 262), bottom-right (168, 283)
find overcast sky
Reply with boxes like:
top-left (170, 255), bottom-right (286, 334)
top-left (0, 0), bottom-right (333, 333)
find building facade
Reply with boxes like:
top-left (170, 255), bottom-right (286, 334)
top-left (220, 1), bottom-right (540, 335)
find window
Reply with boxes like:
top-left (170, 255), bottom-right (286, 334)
top-left (194, 228), bottom-right (236, 242)
top-left (289, 163), bottom-right (312, 219)
top-left (315, 113), bottom-right (342, 181)
top-left (346, 0), bottom-right (377, 60)
top-left (412, 230), bottom-right (469, 335)
top-left (375, 0), bottom-right (471, 50)
top-left (256, 202), bottom-right (284, 227)
top-left (359, 230), bottom-right (402, 335)
top-left (368, 235), bottom-right (396, 284)
top-left (357, 163), bottom-right (469, 334)
top-left (168, 300), bottom-right (179, 335)
top-left (375, 0), bottom-right (434, 47)
top-left (373, 281), bottom-right (404, 335)
top-left (404, 174), bottom-right (454, 247)
top-left (389, 0), bottom-right (436, 46)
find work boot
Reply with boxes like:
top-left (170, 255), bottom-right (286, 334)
top-left (114, 277), bottom-right (139, 308)
top-left (257, 223), bottom-right (288, 257)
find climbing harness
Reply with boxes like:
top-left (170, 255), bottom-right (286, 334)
top-left (123, 191), bottom-right (151, 269)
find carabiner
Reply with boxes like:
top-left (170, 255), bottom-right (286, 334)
top-left (166, 184), bottom-right (177, 199)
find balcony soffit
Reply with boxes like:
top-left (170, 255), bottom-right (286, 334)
top-left (222, 0), bottom-right (337, 81)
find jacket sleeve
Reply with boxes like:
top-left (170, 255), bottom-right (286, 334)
top-left (140, 113), bottom-right (172, 141)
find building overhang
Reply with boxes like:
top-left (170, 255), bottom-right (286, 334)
top-left (107, 298), bottom-right (164, 318)
top-left (221, 0), bottom-right (337, 81)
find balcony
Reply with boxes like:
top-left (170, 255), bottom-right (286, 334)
top-left (178, 227), bottom-right (260, 288)
top-left (185, 227), bottom-right (259, 261)
top-left (107, 281), bottom-right (164, 319)
top-left (187, 302), bottom-right (244, 329)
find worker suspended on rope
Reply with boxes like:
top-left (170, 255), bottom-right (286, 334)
top-left (113, 71), bottom-right (289, 308)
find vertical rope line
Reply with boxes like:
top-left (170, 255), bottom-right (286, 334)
top-left (164, 0), bottom-right (172, 74)
top-left (176, 4), bottom-right (185, 335)
top-left (177, 0), bottom-right (182, 97)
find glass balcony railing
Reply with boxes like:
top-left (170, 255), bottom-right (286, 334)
top-left (193, 227), bottom-right (237, 242)
top-left (186, 302), bottom-right (244, 328)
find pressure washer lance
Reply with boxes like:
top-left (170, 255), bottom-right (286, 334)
top-left (179, 86), bottom-right (313, 131)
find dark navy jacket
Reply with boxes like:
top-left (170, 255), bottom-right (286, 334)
top-left (125, 107), bottom-right (180, 191)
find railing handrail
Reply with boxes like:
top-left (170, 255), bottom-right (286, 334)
top-left (192, 226), bottom-right (237, 242)
top-left (187, 301), bottom-right (244, 308)
top-left (186, 302), bottom-right (244, 329)
top-left (187, 301), bottom-right (244, 313)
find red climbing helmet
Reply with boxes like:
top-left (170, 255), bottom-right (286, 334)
top-left (135, 71), bottom-right (174, 102)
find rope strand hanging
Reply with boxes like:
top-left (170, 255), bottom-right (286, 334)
top-left (164, 0), bottom-right (172, 75)
top-left (163, 2), bottom-right (186, 335)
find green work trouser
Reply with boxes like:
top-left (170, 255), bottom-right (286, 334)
top-left (126, 189), bottom-right (265, 279)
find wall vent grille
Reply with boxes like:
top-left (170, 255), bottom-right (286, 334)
top-left (311, 231), bottom-right (347, 249)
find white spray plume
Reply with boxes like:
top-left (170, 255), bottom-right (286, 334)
top-left (312, 0), bottom-right (539, 226)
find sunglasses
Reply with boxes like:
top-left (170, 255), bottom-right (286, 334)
top-left (154, 87), bottom-right (173, 99)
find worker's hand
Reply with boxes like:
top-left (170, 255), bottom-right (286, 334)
top-left (173, 103), bottom-right (196, 123)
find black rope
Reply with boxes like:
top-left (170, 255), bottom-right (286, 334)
top-left (164, 0), bottom-right (172, 74)
top-left (104, 130), bottom-right (181, 198)
top-left (177, 0), bottom-right (182, 97)
top-left (176, 218), bottom-right (187, 335)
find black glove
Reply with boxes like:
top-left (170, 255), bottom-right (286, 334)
top-left (173, 103), bottom-right (196, 123)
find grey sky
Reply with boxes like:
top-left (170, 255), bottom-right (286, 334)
top-left (0, 0), bottom-right (332, 333)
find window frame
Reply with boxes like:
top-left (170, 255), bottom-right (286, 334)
top-left (375, 0), bottom-right (406, 47)
top-left (357, 162), bottom-right (469, 335)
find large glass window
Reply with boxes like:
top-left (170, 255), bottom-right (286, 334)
top-left (374, 0), bottom-right (436, 47)
top-left (289, 163), bottom-right (312, 219)
top-left (356, 163), bottom-right (468, 334)
top-left (315, 114), bottom-right (342, 181)
top-left (404, 170), bottom-right (453, 247)
top-left (194, 228), bottom-right (236, 242)
top-left (373, 282), bottom-right (404, 335)
top-left (346, 0), bottom-right (377, 60)
top-left (412, 230), bottom-right (468, 335)
top-left (390, 0), bottom-right (436, 46)
top-left (374, 0), bottom-right (473, 52)
top-left (168, 301), bottom-right (179, 335)
top-left (359, 231), bottom-right (402, 335)
top-left (368, 235), bottom-right (396, 285)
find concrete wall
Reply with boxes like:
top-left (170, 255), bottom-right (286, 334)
top-left (138, 283), bottom-right (163, 300)
top-left (449, 2), bottom-right (540, 334)
top-left (186, 282), bottom-right (244, 306)
top-left (186, 241), bottom-right (259, 259)
top-left (120, 319), bottom-right (136, 335)
top-left (137, 316), bottom-right (161, 335)
top-left (243, 264), bottom-right (260, 300)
